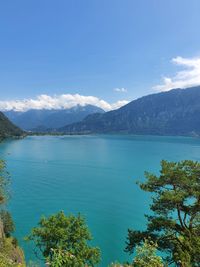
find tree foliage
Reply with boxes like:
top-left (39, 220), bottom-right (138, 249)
top-left (0, 160), bottom-right (10, 204)
top-left (26, 211), bottom-right (101, 266)
top-left (0, 210), bottom-right (15, 237)
top-left (0, 160), bottom-right (25, 267)
top-left (109, 240), bottom-right (163, 267)
top-left (126, 160), bottom-right (200, 266)
top-left (49, 246), bottom-right (100, 267)
top-left (132, 239), bottom-right (163, 267)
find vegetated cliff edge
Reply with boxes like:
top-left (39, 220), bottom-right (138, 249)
top-left (0, 220), bottom-right (25, 267)
top-left (60, 86), bottom-right (200, 136)
top-left (0, 112), bottom-right (24, 140)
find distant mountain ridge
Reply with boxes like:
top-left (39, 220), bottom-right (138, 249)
top-left (4, 105), bottom-right (105, 131)
top-left (0, 112), bottom-right (24, 139)
top-left (59, 86), bottom-right (200, 136)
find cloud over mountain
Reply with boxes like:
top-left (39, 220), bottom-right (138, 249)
top-left (0, 94), bottom-right (129, 112)
top-left (113, 88), bottom-right (128, 93)
top-left (154, 56), bottom-right (200, 91)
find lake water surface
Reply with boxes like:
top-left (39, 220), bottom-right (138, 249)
top-left (0, 135), bottom-right (200, 266)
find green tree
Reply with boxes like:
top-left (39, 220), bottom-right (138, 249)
top-left (49, 247), bottom-right (100, 267)
top-left (26, 211), bottom-right (101, 266)
top-left (0, 210), bottom-right (15, 237)
top-left (132, 239), bottom-right (163, 267)
top-left (109, 240), bottom-right (163, 267)
top-left (0, 160), bottom-right (10, 204)
top-left (0, 160), bottom-right (11, 240)
top-left (0, 160), bottom-right (25, 267)
top-left (126, 160), bottom-right (200, 266)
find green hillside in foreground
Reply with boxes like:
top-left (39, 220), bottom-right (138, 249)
top-left (0, 112), bottom-right (24, 139)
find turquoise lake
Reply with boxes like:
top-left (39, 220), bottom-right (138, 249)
top-left (0, 135), bottom-right (200, 266)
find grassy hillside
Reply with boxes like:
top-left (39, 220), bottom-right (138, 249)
top-left (0, 237), bottom-right (25, 267)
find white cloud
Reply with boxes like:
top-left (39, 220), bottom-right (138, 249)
top-left (154, 56), bottom-right (200, 91)
top-left (110, 100), bottom-right (129, 110)
top-left (113, 87), bottom-right (128, 93)
top-left (0, 94), bottom-right (129, 112)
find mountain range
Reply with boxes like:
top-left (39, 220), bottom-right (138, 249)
top-left (4, 105), bottom-right (104, 131)
top-left (59, 86), bottom-right (200, 136)
top-left (2, 86), bottom-right (200, 137)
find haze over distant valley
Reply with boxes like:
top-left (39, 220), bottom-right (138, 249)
top-left (3, 105), bottom-right (105, 131)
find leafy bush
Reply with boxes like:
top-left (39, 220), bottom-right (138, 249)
top-left (26, 211), bottom-right (101, 266)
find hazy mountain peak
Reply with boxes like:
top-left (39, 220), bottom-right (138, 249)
top-left (4, 104), bottom-right (105, 131)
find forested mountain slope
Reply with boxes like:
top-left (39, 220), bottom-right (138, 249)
top-left (60, 86), bottom-right (200, 136)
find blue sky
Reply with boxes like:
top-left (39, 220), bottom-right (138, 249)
top-left (0, 0), bottom-right (200, 110)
